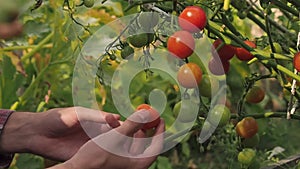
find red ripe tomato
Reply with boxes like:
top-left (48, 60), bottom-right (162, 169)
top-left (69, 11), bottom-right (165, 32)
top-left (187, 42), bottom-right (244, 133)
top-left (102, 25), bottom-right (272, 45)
top-left (178, 6), bottom-right (207, 33)
top-left (236, 40), bottom-right (256, 61)
top-left (246, 86), bottom-right (265, 104)
top-left (177, 63), bottom-right (202, 88)
top-left (212, 39), bottom-right (236, 61)
top-left (136, 104), bottom-right (160, 130)
top-left (208, 58), bottom-right (230, 76)
top-left (167, 30), bottom-right (195, 59)
top-left (293, 52), bottom-right (300, 72)
top-left (236, 117), bottom-right (258, 138)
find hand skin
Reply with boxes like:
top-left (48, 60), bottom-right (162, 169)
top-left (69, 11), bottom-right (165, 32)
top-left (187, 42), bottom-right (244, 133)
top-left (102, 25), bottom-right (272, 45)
top-left (0, 107), bottom-right (120, 161)
top-left (49, 110), bottom-right (165, 169)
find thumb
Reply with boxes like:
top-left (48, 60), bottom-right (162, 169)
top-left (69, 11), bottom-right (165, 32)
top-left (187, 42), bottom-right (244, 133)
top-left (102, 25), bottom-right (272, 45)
top-left (116, 109), bottom-right (151, 136)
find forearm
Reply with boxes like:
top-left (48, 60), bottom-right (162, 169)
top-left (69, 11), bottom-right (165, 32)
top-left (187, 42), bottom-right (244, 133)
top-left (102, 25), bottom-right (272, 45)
top-left (0, 111), bottom-right (38, 154)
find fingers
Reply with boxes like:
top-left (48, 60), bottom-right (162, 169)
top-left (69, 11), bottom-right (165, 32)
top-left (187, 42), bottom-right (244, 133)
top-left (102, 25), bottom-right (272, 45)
top-left (116, 109), bottom-right (151, 136)
top-left (143, 119), bottom-right (165, 156)
top-left (75, 107), bottom-right (120, 124)
top-left (105, 114), bottom-right (121, 128)
top-left (129, 130), bottom-right (146, 155)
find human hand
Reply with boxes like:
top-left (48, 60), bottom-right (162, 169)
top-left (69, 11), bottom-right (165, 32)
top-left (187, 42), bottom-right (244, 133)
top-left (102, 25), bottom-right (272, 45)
top-left (0, 107), bottom-right (120, 161)
top-left (52, 110), bottom-right (165, 169)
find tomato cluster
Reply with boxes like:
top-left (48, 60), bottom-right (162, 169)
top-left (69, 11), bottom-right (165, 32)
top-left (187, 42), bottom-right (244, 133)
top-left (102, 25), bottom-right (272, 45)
top-left (209, 39), bottom-right (256, 75)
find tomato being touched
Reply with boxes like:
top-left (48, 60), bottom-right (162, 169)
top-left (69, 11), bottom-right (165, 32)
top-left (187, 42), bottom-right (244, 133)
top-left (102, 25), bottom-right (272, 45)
top-left (136, 104), bottom-right (160, 130)
top-left (246, 86), bottom-right (265, 104)
top-left (293, 52), bottom-right (300, 72)
top-left (177, 62), bottom-right (202, 88)
top-left (236, 117), bottom-right (258, 138)
top-left (208, 58), bottom-right (230, 76)
top-left (236, 40), bottom-right (256, 61)
top-left (167, 30), bottom-right (195, 59)
top-left (179, 6), bottom-right (207, 33)
top-left (212, 39), bottom-right (236, 61)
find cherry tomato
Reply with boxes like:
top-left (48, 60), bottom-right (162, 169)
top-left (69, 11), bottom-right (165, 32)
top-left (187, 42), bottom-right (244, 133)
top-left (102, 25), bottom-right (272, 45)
top-left (236, 117), bottom-right (258, 138)
top-left (178, 6), bottom-right (207, 33)
top-left (236, 40), bottom-right (256, 61)
top-left (173, 99), bottom-right (199, 122)
top-left (84, 0), bottom-right (94, 8)
top-left (121, 45), bottom-right (134, 59)
top-left (238, 148), bottom-right (256, 165)
top-left (212, 39), bottom-right (236, 61)
top-left (242, 134), bottom-right (260, 148)
top-left (293, 52), bottom-right (300, 72)
top-left (139, 12), bottom-right (159, 31)
top-left (208, 58), bottom-right (230, 76)
top-left (198, 74), bottom-right (219, 98)
top-left (246, 86), bottom-right (265, 104)
top-left (177, 62), bottom-right (202, 88)
top-left (167, 30), bottom-right (195, 59)
top-left (207, 104), bottom-right (231, 127)
top-left (136, 104), bottom-right (160, 130)
top-left (128, 33), bottom-right (154, 48)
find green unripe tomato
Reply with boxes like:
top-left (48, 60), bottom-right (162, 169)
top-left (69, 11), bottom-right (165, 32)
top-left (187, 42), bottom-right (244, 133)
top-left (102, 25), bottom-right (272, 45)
top-left (121, 46), bottom-right (134, 59)
top-left (173, 99), bottom-right (199, 123)
top-left (128, 33), bottom-right (154, 48)
top-left (238, 148), bottom-right (256, 165)
top-left (139, 12), bottom-right (159, 31)
top-left (207, 105), bottom-right (231, 127)
top-left (84, 0), bottom-right (94, 8)
top-left (198, 74), bottom-right (219, 98)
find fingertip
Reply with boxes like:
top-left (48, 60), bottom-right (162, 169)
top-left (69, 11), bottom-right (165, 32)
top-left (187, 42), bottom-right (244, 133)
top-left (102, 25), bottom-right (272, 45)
top-left (106, 114), bottom-right (121, 128)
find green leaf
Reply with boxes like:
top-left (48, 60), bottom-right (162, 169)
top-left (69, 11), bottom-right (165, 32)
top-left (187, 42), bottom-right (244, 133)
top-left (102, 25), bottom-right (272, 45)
top-left (157, 156), bottom-right (172, 169)
top-left (15, 154), bottom-right (44, 169)
top-left (181, 142), bottom-right (191, 158)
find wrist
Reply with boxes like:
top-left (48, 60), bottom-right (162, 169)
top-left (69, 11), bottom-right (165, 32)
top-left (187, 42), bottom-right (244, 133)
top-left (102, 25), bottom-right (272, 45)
top-left (0, 111), bottom-right (37, 153)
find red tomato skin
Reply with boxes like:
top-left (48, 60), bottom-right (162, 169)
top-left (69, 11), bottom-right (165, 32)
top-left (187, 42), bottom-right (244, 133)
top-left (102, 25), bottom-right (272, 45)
top-left (177, 63), bottom-right (203, 88)
top-left (136, 104), bottom-right (160, 130)
top-left (178, 6), bottom-right (207, 33)
top-left (208, 58), bottom-right (230, 76)
top-left (293, 52), bottom-right (300, 72)
top-left (212, 39), bottom-right (236, 61)
top-left (167, 31), bottom-right (195, 59)
top-left (236, 117), bottom-right (258, 139)
top-left (236, 40), bottom-right (256, 61)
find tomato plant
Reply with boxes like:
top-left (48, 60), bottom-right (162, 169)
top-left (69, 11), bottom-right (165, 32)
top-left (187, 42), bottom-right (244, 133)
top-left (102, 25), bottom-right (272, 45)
top-left (177, 62), bottom-right (202, 88)
top-left (139, 12), bottom-right (159, 31)
top-left (207, 104), bottom-right (231, 127)
top-left (136, 104), bottom-right (161, 130)
top-left (83, 0), bottom-right (94, 8)
top-left (294, 52), bottom-right (300, 72)
top-left (212, 39), bottom-right (236, 61)
top-left (121, 45), bottom-right (134, 59)
top-left (128, 33), bottom-right (154, 48)
top-left (238, 148), bottom-right (256, 165)
top-left (246, 86), bottom-right (265, 104)
top-left (235, 40), bottom-right (256, 61)
top-left (241, 134), bottom-right (260, 148)
top-left (178, 6), bottom-right (207, 33)
top-left (198, 74), bottom-right (219, 98)
top-left (208, 58), bottom-right (230, 75)
top-left (167, 30), bottom-right (195, 59)
top-left (173, 99), bottom-right (199, 122)
top-left (236, 117), bottom-right (258, 139)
